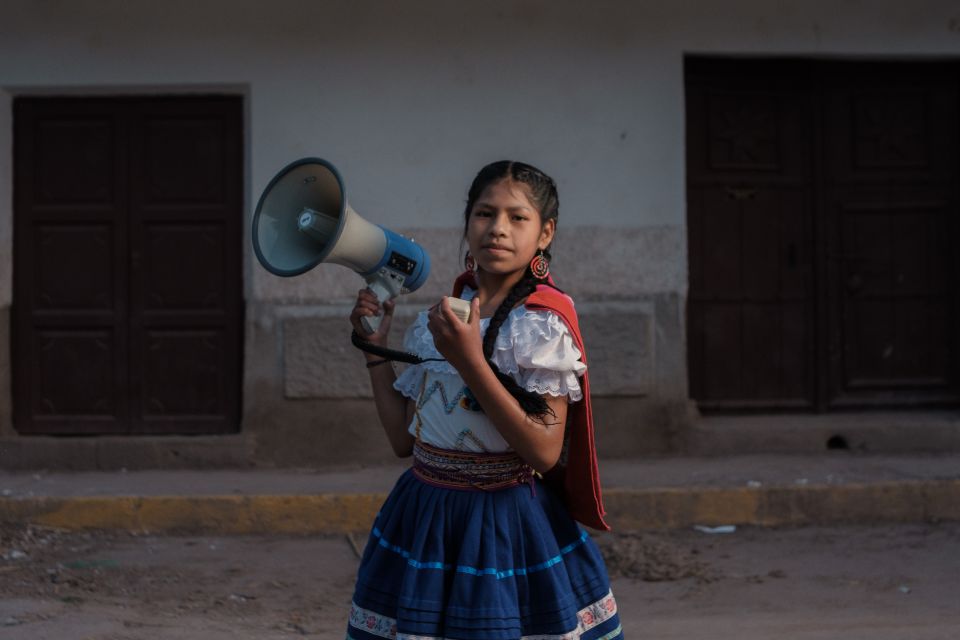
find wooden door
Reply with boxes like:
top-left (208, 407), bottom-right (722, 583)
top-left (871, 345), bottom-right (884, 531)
top-left (686, 59), bottom-right (960, 411)
top-left (13, 96), bottom-right (243, 434)
top-left (822, 63), bottom-right (960, 407)
top-left (686, 59), bottom-right (817, 410)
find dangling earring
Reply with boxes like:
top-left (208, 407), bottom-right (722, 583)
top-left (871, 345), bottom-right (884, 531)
top-left (464, 252), bottom-right (478, 274)
top-left (529, 249), bottom-right (550, 280)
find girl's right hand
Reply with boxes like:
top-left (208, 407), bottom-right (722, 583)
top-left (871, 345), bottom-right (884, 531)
top-left (350, 288), bottom-right (395, 346)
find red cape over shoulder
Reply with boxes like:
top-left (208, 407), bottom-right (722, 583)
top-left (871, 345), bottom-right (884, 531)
top-left (452, 271), bottom-right (610, 531)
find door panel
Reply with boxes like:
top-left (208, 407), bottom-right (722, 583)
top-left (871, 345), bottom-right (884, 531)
top-left (34, 224), bottom-right (114, 311)
top-left (830, 195), bottom-right (956, 401)
top-left (34, 117), bottom-right (116, 206)
top-left (141, 329), bottom-right (225, 419)
top-left (32, 329), bottom-right (118, 419)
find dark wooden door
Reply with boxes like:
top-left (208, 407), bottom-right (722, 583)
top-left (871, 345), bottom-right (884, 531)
top-left (822, 63), bottom-right (960, 407)
top-left (686, 60), bottom-right (817, 410)
top-left (686, 59), bottom-right (960, 411)
top-left (13, 96), bottom-right (243, 434)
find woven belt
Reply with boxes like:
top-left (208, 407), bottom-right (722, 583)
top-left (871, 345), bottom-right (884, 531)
top-left (412, 441), bottom-right (536, 493)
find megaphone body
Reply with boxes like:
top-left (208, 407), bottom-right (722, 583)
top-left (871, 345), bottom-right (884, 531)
top-left (252, 158), bottom-right (430, 332)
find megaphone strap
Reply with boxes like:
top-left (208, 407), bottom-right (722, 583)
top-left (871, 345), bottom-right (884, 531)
top-left (351, 330), bottom-right (445, 365)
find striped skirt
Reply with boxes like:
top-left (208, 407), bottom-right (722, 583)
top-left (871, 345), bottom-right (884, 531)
top-left (345, 442), bottom-right (623, 639)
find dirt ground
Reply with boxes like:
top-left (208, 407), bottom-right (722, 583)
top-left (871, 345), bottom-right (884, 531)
top-left (1, 522), bottom-right (958, 639)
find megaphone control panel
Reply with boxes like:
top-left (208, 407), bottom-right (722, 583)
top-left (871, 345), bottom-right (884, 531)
top-left (388, 252), bottom-right (417, 277)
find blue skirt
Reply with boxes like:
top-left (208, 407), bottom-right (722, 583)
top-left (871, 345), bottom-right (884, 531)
top-left (346, 468), bottom-right (624, 639)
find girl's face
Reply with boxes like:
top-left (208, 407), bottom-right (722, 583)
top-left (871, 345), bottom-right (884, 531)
top-left (465, 179), bottom-right (555, 278)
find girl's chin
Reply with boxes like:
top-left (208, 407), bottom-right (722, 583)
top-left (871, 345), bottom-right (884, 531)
top-left (478, 252), bottom-right (513, 266)
top-left (477, 265), bottom-right (525, 278)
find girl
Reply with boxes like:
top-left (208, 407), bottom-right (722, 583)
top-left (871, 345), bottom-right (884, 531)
top-left (346, 161), bottom-right (622, 639)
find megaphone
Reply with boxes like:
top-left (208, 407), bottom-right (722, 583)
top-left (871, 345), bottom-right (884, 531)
top-left (252, 158), bottom-right (430, 332)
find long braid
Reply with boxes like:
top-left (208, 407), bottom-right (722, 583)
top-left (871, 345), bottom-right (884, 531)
top-left (481, 265), bottom-right (556, 419)
top-left (482, 272), bottom-right (535, 360)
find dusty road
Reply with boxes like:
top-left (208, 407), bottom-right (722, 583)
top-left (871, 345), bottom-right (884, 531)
top-left (1, 522), bottom-right (958, 639)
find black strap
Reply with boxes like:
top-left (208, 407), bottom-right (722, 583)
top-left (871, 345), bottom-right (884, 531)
top-left (350, 330), bottom-right (445, 365)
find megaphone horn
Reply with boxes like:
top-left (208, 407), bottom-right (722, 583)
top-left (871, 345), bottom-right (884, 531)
top-left (252, 158), bottom-right (430, 332)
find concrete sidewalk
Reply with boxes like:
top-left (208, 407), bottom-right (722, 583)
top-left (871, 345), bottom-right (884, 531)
top-left (2, 453), bottom-right (959, 534)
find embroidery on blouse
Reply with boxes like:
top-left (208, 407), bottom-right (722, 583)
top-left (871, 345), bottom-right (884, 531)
top-left (415, 374), bottom-right (483, 415)
top-left (454, 428), bottom-right (488, 452)
top-left (413, 371), bottom-right (483, 440)
top-left (413, 371), bottom-right (428, 441)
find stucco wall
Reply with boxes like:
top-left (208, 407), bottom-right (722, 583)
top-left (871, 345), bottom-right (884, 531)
top-left (1, 1), bottom-right (958, 467)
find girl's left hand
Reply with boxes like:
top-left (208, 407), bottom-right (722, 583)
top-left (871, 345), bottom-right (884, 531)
top-left (427, 297), bottom-right (484, 371)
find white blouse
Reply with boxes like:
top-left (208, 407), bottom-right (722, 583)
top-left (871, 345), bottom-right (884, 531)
top-left (393, 287), bottom-right (586, 453)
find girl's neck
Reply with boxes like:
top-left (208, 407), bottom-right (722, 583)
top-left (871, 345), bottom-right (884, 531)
top-left (474, 269), bottom-right (526, 318)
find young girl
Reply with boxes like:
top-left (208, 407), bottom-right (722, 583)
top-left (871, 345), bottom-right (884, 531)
top-left (346, 161), bottom-right (623, 639)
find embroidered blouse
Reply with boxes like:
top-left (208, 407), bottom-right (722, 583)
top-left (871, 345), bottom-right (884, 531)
top-left (393, 287), bottom-right (586, 453)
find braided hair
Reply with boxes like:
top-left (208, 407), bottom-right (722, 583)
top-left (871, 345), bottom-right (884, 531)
top-left (464, 161), bottom-right (561, 420)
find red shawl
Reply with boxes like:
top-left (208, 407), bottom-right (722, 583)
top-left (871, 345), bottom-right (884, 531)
top-left (452, 272), bottom-right (610, 531)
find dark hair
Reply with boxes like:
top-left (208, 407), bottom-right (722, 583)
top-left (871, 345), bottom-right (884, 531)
top-left (464, 161), bottom-right (561, 420)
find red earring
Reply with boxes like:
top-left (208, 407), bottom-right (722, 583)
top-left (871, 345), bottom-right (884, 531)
top-left (464, 252), bottom-right (478, 273)
top-left (529, 250), bottom-right (550, 280)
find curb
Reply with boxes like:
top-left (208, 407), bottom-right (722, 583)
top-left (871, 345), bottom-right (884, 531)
top-left (2, 479), bottom-right (959, 534)
top-left (603, 479), bottom-right (960, 529)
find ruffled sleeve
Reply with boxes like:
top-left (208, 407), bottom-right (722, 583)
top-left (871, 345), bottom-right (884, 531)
top-left (491, 308), bottom-right (586, 402)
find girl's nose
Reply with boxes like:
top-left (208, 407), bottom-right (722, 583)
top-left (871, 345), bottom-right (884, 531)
top-left (489, 212), bottom-right (508, 236)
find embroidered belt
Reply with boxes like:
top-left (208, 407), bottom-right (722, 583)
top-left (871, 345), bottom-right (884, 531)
top-left (412, 441), bottom-right (536, 493)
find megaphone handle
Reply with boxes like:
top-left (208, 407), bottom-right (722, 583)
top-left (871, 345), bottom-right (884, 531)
top-left (360, 273), bottom-right (403, 334)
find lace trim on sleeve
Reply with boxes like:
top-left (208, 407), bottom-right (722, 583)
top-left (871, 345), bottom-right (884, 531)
top-left (491, 308), bottom-right (586, 402)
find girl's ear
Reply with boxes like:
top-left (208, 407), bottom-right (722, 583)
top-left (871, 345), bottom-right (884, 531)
top-left (538, 218), bottom-right (556, 250)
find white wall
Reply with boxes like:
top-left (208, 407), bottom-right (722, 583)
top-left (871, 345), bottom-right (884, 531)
top-left (2, 0), bottom-right (959, 306)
